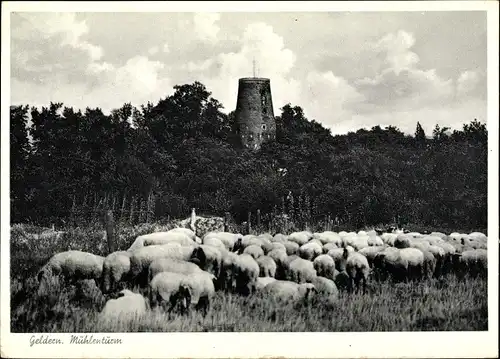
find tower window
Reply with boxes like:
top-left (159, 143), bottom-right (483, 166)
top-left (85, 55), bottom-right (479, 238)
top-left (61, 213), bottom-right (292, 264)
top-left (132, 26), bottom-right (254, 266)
top-left (262, 124), bottom-right (267, 131)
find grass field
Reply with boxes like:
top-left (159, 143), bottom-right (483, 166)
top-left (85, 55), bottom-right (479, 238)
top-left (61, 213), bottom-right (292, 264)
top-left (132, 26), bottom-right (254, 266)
top-left (9, 223), bottom-right (488, 332)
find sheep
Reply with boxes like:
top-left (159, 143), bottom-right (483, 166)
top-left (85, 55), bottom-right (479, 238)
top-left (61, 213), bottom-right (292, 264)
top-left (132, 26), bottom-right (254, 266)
top-left (189, 245), bottom-right (223, 279)
top-left (262, 280), bottom-right (317, 302)
top-left (358, 246), bottom-right (386, 268)
top-left (234, 254), bottom-right (260, 295)
top-left (148, 258), bottom-right (202, 283)
top-left (288, 231), bottom-right (313, 246)
top-left (322, 242), bottom-right (339, 254)
top-left (256, 256), bottom-right (277, 278)
top-left (37, 250), bottom-right (104, 296)
top-left (452, 249), bottom-right (487, 278)
top-left (149, 272), bottom-right (187, 313)
top-left (394, 234), bottom-right (411, 249)
top-left (101, 251), bottom-right (132, 294)
top-left (311, 276), bottom-right (339, 302)
top-left (344, 249), bottom-right (370, 294)
top-left (287, 257), bottom-right (317, 284)
top-left (262, 242), bottom-right (287, 255)
top-left (168, 228), bottom-right (197, 241)
top-left (203, 237), bottom-right (227, 252)
top-left (204, 232), bottom-right (242, 251)
top-left (420, 249), bottom-right (437, 279)
top-left (399, 248), bottom-right (425, 281)
top-left (255, 277), bottom-right (277, 291)
top-left (242, 244), bottom-right (265, 259)
top-left (327, 247), bottom-right (354, 272)
top-left (179, 271), bottom-right (217, 317)
top-left (130, 231), bottom-right (195, 250)
top-left (267, 249), bottom-right (289, 280)
top-left (272, 233), bottom-right (289, 243)
top-left (313, 231), bottom-right (342, 246)
top-left (298, 241), bottom-right (323, 261)
top-left (99, 289), bottom-right (147, 322)
top-left (367, 236), bottom-right (384, 247)
top-left (313, 255), bottom-right (337, 281)
top-left (218, 251), bottom-right (239, 292)
top-left (128, 244), bottom-right (195, 288)
top-left (282, 241), bottom-right (300, 256)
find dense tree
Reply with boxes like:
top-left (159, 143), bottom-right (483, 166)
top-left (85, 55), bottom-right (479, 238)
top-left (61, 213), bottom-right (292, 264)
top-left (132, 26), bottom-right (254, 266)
top-left (9, 82), bottom-right (488, 231)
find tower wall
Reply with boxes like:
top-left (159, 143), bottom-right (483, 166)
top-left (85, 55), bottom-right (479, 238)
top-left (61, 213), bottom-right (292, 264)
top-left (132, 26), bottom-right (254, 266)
top-left (235, 78), bottom-right (276, 150)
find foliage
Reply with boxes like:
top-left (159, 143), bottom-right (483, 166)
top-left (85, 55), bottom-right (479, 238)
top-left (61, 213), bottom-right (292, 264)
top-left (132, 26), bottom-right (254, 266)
top-left (10, 82), bottom-right (487, 231)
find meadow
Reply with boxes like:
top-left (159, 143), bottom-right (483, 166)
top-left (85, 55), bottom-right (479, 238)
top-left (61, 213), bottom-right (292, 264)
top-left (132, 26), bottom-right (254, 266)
top-left (9, 223), bottom-right (488, 332)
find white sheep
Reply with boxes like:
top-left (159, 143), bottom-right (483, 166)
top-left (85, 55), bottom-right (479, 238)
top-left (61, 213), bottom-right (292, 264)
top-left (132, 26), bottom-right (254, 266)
top-left (99, 289), bottom-right (147, 322)
top-left (256, 255), bottom-right (277, 278)
top-left (37, 250), bottom-right (104, 296)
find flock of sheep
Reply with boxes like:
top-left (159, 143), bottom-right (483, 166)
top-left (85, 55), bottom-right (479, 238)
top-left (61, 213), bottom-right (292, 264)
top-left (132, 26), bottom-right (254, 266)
top-left (35, 227), bottom-right (488, 321)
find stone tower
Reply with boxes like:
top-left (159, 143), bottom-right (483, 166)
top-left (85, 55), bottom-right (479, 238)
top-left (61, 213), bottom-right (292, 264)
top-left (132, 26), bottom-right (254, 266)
top-left (235, 77), bottom-right (276, 150)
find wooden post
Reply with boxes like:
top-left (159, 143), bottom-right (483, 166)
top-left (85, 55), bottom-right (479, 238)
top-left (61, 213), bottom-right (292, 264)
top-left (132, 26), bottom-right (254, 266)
top-left (247, 211), bottom-right (252, 234)
top-left (326, 214), bottom-right (331, 231)
top-left (104, 210), bottom-right (115, 254)
top-left (224, 212), bottom-right (231, 232)
top-left (256, 209), bottom-right (261, 228)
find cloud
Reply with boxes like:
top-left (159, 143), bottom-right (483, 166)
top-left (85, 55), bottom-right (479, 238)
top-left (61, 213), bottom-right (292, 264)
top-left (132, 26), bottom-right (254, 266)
top-left (12, 55), bottom-right (173, 113)
top-left (12, 13), bottom-right (103, 61)
top-left (185, 22), bottom-right (299, 112)
top-left (163, 43), bottom-right (170, 53)
top-left (193, 13), bottom-right (221, 43)
top-left (353, 30), bottom-right (455, 113)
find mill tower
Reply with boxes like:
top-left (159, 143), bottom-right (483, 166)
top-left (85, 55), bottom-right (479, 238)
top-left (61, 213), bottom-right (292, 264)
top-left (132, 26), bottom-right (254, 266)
top-left (235, 77), bottom-right (276, 150)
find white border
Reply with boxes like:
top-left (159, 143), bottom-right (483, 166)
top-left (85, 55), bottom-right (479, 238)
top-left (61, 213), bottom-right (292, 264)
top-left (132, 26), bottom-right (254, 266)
top-left (1, 2), bottom-right (499, 358)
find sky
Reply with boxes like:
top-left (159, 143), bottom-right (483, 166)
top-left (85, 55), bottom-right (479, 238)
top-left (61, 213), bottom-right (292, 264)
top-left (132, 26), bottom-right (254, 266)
top-left (10, 10), bottom-right (487, 135)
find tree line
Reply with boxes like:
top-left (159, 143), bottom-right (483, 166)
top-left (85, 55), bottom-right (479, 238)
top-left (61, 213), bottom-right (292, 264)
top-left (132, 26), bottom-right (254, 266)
top-left (10, 81), bottom-right (488, 231)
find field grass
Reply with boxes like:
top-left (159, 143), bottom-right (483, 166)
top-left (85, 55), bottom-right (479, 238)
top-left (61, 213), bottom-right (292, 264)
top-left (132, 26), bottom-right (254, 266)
top-left (9, 223), bottom-right (489, 332)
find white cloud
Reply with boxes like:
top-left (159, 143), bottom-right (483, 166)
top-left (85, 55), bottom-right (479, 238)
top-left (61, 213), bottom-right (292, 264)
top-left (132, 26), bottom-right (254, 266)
top-left (163, 43), bottom-right (170, 53)
top-left (457, 70), bottom-right (481, 97)
top-left (193, 13), bottom-right (221, 43)
top-left (13, 13), bottom-right (103, 61)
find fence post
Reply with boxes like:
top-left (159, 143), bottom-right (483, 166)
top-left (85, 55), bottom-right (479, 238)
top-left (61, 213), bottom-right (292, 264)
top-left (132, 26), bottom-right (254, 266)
top-left (224, 212), bottom-right (231, 232)
top-left (105, 210), bottom-right (115, 254)
top-left (247, 211), bottom-right (252, 235)
top-left (256, 209), bottom-right (261, 229)
top-left (326, 214), bottom-right (331, 231)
